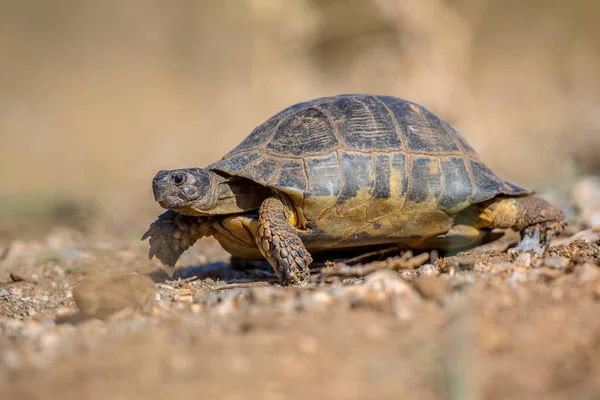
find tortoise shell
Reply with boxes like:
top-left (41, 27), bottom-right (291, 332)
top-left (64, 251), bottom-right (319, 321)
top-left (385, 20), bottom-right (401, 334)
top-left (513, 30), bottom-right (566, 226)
top-left (209, 94), bottom-right (531, 246)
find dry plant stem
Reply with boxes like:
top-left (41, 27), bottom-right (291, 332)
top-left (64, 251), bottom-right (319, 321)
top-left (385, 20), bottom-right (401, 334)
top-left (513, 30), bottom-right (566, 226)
top-left (165, 276), bottom-right (199, 286)
top-left (210, 281), bottom-right (271, 291)
top-left (319, 252), bottom-right (430, 279)
top-left (343, 246), bottom-right (403, 265)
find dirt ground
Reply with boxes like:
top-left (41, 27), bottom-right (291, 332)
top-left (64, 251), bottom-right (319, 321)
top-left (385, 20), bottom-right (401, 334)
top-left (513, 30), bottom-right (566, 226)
top-left (1, 205), bottom-right (600, 400)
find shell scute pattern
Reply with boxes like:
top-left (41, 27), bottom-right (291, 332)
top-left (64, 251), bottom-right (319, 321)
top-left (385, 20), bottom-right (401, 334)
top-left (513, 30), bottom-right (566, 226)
top-left (266, 108), bottom-right (339, 157)
top-left (317, 96), bottom-right (403, 152)
top-left (210, 94), bottom-right (531, 217)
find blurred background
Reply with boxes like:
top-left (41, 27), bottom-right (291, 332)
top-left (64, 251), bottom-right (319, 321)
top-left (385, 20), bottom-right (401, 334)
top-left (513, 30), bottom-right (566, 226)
top-left (1, 0), bottom-right (600, 233)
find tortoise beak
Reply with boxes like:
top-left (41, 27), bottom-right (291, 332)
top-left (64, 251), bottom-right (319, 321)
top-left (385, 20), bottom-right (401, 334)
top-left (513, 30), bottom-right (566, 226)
top-left (152, 170), bottom-right (170, 201)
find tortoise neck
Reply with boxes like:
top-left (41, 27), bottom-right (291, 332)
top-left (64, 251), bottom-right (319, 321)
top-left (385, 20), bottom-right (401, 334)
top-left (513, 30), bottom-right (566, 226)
top-left (209, 175), bottom-right (270, 215)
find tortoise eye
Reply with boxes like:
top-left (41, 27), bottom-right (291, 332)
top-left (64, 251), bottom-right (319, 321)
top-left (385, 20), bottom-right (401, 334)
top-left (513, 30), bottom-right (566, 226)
top-left (171, 173), bottom-right (186, 186)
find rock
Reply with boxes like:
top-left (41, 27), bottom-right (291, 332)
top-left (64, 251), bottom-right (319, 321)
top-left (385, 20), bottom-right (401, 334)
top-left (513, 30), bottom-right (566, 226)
top-left (413, 276), bottom-right (448, 301)
top-left (348, 270), bottom-right (421, 309)
top-left (543, 256), bottom-right (569, 269)
top-left (415, 264), bottom-right (439, 277)
top-left (72, 272), bottom-right (156, 320)
top-left (304, 291), bottom-right (334, 312)
top-left (190, 304), bottom-right (203, 313)
top-left (173, 295), bottom-right (193, 303)
top-left (248, 286), bottom-right (276, 306)
top-left (397, 269), bottom-right (416, 282)
top-left (515, 252), bottom-right (532, 267)
top-left (0, 289), bottom-right (9, 298)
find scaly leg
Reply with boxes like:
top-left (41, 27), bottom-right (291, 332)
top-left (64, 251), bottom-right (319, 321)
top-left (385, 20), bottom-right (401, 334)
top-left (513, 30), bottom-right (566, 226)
top-left (256, 195), bottom-right (312, 285)
top-left (471, 196), bottom-right (566, 255)
top-left (141, 210), bottom-right (215, 277)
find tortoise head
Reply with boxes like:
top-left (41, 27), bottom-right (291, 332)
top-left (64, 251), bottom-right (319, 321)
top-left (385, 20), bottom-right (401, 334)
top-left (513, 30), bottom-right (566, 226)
top-left (152, 168), bottom-right (222, 215)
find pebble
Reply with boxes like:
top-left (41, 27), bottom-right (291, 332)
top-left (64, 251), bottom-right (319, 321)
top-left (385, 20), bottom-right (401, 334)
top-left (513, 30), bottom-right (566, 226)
top-left (0, 289), bottom-right (9, 298)
top-left (515, 253), bottom-right (532, 267)
top-left (415, 264), bottom-right (439, 277)
top-left (397, 269), bottom-right (416, 282)
top-left (173, 295), bottom-right (193, 303)
top-left (413, 276), bottom-right (448, 301)
top-left (249, 287), bottom-right (276, 306)
top-left (304, 291), bottom-right (334, 312)
top-left (349, 270), bottom-right (421, 308)
top-left (365, 270), bottom-right (417, 298)
top-left (543, 256), bottom-right (569, 269)
top-left (190, 304), bottom-right (202, 313)
top-left (72, 272), bottom-right (156, 320)
top-left (37, 331), bottom-right (62, 351)
top-left (507, 270), bottom-right (528, 284)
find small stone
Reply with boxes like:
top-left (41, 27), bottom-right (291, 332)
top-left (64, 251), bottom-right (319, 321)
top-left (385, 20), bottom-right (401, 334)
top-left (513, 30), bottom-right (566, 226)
top-left (576, 263), bottom-right (600, 282)
top-left (55, 307), bottom-right (73, 317)
top-left (214, 298), bottom-right (237, 316)
top-left (0, 289), bottom-right (9, 297)
top-left (350, 270), bottom-right (421, 310)
top-left (28, 307), bottom-right (37, 317)
top-left (413, 276), bottom-right (448, 301)
top-left (190, 304), bottom-right (202, 313)
top-left (177, 288), bottom-right (192, 296)
top-left (415, 264), bottom-right (439, 277)
top-left (515, 252), bottom-right (532, 267)
top-left (397, 269), bottom-right (416, 282)
top-left (507, 270), bottom-right (528, 284)
top-left (73, 272), bottom-right (156, 320)
top-left (1, 349), bottom-right (22, 369)
top-left (365, 270), bottom-right (416, 298)
top-left (173, 295), bottom-right (193, 303)
top-left (305, 291), bottom-right (333, 311)
top-left (544, 256), bottom-right (569, 269)
top-left (38, 331), bottom-right (62, 351)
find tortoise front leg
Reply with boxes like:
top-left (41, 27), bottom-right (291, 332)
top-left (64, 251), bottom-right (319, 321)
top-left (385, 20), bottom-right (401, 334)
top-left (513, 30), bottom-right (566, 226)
top-left (141, 210), bottom-right (215, 277)
top-left (256, 195), bottom-right (312, 285)
top-left (472, 196), bottom-right (566, 255)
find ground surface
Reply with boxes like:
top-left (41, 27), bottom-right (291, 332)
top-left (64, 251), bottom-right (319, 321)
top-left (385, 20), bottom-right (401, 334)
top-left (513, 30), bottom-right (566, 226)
top-left (1, 217), bottom-right (600, 399)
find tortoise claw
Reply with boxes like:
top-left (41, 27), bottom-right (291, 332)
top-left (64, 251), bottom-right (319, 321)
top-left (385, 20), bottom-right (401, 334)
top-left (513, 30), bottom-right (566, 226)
top-left (141, 224), bottom-right (156, 241)
top-left (512, 229), bottom-right (543, 256)
top-left (511, 221), bottom-right (565, 256)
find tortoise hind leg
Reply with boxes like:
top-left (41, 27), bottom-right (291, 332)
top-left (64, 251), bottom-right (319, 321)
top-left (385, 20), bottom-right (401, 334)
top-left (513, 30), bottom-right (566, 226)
top-left (466, 196), bottom-right (566, 255)
top-left (257, 195), bottom-right (312, 285)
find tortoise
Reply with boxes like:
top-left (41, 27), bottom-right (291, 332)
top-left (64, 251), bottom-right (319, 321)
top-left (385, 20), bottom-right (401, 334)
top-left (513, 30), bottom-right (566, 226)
top-left (142, 94), bottom-right (565, 284)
